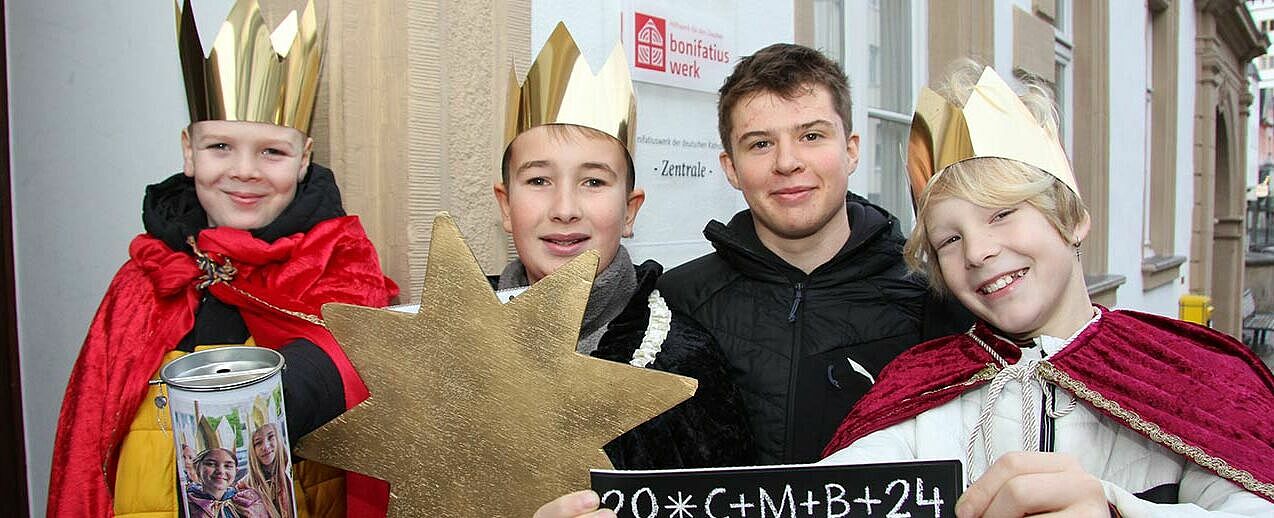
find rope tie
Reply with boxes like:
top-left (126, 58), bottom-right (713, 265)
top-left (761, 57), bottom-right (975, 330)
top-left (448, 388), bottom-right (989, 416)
top-left (965, 360), bottom-right (1042, 479)
top-left (183, 236), bottom-right (326, 327)
top-left (962, 310), bottom-right (1099, 481)
top-left (208, 498), bottom-right (235, 516)
top-left (965, 361), bottom-right (1078, 478)
top-left (188, 236), bottom-right (238, 290)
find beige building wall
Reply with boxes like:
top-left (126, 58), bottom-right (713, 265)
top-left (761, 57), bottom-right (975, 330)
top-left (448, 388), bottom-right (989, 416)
top-left (311, 0), bottom-right (532, 302)
top-left (1070, 0), bottom-right (1114, 306)
top-left (927, 0), bottom-right (996, 83)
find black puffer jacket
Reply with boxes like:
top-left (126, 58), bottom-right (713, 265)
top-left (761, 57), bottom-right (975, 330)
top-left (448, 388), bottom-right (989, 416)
top-left (658, 193), bottom-right (970, 464)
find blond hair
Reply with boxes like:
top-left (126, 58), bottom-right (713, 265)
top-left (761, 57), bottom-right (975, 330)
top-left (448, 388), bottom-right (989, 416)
top-left (905, 62), bottom-right (1087, 294)
top-left (243, 422), bottom-right (292, 518)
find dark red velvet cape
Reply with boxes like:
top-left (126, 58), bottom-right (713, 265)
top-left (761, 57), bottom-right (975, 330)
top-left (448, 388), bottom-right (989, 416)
top-left (822, 307), bottom-right (1274, 502)
top-left (47, 215), bottom-right (399, 517)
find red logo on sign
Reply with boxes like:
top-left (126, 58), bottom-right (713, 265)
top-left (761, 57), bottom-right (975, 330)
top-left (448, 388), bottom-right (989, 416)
top-left (635, 13), bottom-right (666, 72)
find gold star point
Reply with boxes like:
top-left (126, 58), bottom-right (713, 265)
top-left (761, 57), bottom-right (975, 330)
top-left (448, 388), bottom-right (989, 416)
top-left (295, 213), bottom-right (696, 516)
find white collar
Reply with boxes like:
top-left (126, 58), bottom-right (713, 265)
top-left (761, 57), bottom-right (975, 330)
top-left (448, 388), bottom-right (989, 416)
top-left (1029, 307), bottom-right (1102, 357)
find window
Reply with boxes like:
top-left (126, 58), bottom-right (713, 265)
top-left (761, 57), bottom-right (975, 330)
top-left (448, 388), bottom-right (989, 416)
top-left (868, 45), bottom-right (880, 87)
top-left (1053, 2), bottom-right (1074, 156)
top-left (1142, 0), bottom-right (1184, 290)
top-left (804, 0), bottom-right (919, 232)
top-left (1012, 5), bottom-right (1071, 156)
top-left (1143, 9), bottom-right (1155, 259)
top-left (812, 0), bottom-right (844, 66)
top-left (862, 0), bottom-right (916, 231)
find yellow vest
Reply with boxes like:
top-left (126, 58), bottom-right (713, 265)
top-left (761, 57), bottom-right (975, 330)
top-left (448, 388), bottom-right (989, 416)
top-left (113, 344), bottom-right (346, 518)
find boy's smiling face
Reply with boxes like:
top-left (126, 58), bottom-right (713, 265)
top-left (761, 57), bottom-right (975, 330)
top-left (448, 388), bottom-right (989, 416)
top-left (495, 125), bottom-right (645, 284)
top-left (720, 84), bottom-right (858, 245)
top-left (925, 197), bottom-right (1089, 339)
top-left (182, 120), bottom-right (312, 230)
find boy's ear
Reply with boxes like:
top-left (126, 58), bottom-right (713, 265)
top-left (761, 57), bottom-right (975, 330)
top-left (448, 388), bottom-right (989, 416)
top-left (844, 132), bottom-right (861, 177)
top-left (720, 151), bottom-right (742, 191)
top-left (180, 127), bottom-right (195, 178)
top-left (622, 188), bottom-right (646, 238)
top-left (493, 181), bottom-right (514, 234)
top-left (298, 136), bottom-right (314, 181)
top-left (1071, 210), bottom-right (1093, 245)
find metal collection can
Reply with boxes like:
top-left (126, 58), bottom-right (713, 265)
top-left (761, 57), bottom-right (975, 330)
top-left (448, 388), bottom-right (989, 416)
top-left (161, 347), bottom-right (297, 518)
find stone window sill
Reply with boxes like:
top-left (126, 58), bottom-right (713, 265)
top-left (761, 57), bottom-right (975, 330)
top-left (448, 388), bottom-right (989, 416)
top-left (1086, 273), bottom-right (1126, 306)
top-left (1141, 255), bottom-right (1186, 291)
top-left (1246, 252), bottom-right (1274, 266)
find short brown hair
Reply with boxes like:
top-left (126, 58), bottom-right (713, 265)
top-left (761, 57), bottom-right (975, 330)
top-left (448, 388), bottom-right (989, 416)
top-left (717, 43), bottom-right (852, 154)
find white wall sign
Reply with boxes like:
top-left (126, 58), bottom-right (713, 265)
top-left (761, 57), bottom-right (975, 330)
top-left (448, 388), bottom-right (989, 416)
top-left (623, 1), bottom-right (734, 93)
top-left (625, 84), bottom-right (746, 267)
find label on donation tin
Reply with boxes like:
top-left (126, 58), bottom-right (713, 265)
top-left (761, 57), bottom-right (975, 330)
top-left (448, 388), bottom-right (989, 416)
top-left (163, 347), bottom-right (297, 518)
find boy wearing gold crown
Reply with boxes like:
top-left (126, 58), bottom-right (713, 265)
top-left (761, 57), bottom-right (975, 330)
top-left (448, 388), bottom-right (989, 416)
top-left (47, 1), bottom-right (397, 517)
top-left (818, 65), bottom-right (1274, 516)
top-left (495, 23), bottom-right (752, 470)
top-left (186, 412), bottom-right (269, 518)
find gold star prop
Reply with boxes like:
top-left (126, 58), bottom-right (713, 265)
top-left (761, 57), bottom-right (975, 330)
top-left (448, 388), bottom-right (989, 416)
top-left (294, 213), bottom-right (697, 517)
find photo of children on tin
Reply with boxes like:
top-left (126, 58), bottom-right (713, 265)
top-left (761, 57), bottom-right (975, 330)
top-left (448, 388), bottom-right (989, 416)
top-left (173, 386), bottom-right (295, 518)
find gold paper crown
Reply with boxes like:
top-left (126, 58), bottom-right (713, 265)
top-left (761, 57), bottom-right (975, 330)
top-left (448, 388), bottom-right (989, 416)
top-left (196, 414), bottom-right (238, 453)
top-left (176, 0), bottom-right (324, 132)
top-left (504, 23), bottom-right (636, 151)
top-left (251, 394), bottom-right (271, 429)
top-left (907, 67), bottom-right (1078, 208)
top-left (181, 428), bottom-right (198, 452)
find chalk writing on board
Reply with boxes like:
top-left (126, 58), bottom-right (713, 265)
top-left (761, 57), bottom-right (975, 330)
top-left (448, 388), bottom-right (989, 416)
top-left (592, 459), bottom-right (961, 518)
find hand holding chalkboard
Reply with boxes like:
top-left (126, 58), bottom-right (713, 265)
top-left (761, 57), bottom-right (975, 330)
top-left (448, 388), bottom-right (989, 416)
top-left (533, 490), bottom-right (614, 518)
top-left (955, 452), bottom-right (1106, 518)
top-left (589, 460), bottom-right (962, 518)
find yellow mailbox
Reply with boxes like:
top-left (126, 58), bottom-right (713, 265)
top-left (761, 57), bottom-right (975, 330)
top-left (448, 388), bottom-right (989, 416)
top-left (1179, 294), bottom-right (1213, 326)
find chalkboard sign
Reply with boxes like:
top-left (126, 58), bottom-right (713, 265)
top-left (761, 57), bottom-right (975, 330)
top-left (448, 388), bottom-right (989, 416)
top-left (592, 459), bottom-right (962, 518)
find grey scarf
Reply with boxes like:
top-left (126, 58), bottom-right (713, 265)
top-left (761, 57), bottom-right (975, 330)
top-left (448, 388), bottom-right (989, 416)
top-left (497, 246), bottom-right (637, 354)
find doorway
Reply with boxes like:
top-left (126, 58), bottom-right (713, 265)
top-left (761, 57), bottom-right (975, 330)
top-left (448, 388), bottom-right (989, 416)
top-left (0, 0), bottom-right (31, 513)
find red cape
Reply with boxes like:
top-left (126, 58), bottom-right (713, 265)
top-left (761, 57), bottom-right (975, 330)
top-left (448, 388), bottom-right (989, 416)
top-left (47, 215), bottom-right (399, 517)
top-left (822, 307), bottom-right (1274, 502)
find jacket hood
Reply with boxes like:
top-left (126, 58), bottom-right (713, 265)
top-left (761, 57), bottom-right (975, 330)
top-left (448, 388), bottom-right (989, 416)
top-left (142, 163), bottom-right (346, 251)
top-left (703, 191), bottom-right (907, 285)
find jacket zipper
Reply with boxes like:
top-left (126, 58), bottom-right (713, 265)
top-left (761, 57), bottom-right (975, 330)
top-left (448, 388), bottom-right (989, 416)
top-left (1039, 384), bottom-right (1056, 452)
top-left (1037, 349), bottom-right (1055, 452)
top-left (783, 281), bottom-right (805, 462)
top-left (788, 282), bottom-right (804, 322)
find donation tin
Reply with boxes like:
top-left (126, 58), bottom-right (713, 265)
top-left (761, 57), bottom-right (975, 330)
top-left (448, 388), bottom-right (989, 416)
top-left (161, 347), bottom-right (297, 518)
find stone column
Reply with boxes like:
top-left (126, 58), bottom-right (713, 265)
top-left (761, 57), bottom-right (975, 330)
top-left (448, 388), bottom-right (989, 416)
top-left (1192, 0), bottom-right (1266, 335)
